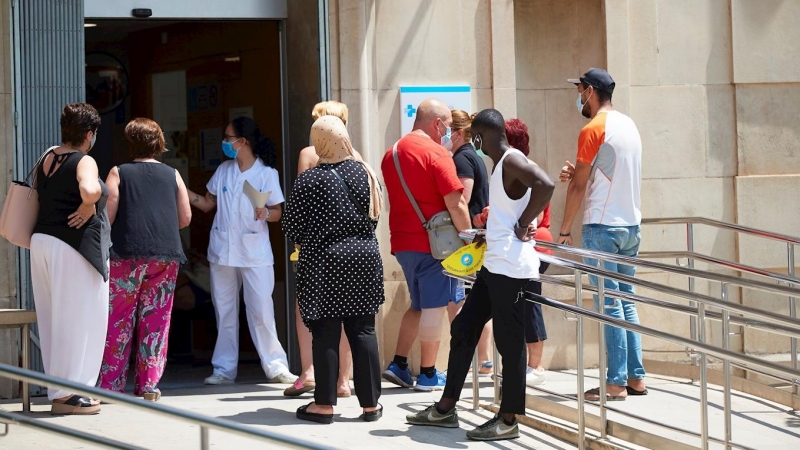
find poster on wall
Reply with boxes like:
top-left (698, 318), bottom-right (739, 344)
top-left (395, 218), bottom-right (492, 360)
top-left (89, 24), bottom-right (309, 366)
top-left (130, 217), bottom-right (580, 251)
top-left (399, 86), bottom-right (471, 136)
top-left (201, 128), bottom-right (223, 171)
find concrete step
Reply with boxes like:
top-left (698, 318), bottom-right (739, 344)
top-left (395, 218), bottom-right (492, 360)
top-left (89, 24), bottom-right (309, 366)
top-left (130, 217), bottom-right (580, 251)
top-left (501, 369), bottom-right (800, 450)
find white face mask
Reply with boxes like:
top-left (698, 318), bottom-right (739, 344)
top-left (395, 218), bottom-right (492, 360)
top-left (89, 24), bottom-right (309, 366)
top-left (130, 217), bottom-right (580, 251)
top-left (576, 87), bottom-right (592, 114)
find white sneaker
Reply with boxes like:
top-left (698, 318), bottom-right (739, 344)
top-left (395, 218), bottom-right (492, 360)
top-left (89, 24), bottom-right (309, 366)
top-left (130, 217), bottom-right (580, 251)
top-left (270, 372), bottom-right (298, 384)
top-left (525, 367), bottom-right (546, 387)
top-left (204, 373), bottom-right (235, 385)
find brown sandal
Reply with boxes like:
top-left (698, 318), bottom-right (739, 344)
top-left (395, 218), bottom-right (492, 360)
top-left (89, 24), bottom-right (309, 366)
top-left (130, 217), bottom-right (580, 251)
top-left (284, 379), bottom-right (316, 397)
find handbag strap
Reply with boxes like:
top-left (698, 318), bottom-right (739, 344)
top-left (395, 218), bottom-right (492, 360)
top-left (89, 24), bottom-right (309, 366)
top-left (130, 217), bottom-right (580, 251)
top-left (330, 167), bottom-right (369, 220)
top-left (392, 141), bottom-right (428, 228)
top-left (27, 146), bottom-right (59, 187)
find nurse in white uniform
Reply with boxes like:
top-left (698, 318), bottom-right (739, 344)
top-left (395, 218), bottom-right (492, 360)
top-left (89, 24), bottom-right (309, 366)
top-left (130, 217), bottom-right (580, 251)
top-left (187, 117), bottom-right (297, 385)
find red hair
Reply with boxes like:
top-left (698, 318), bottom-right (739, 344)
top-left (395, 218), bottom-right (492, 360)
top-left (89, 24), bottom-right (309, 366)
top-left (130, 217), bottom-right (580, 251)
top-left (505, 118), bottom-right (530, 156)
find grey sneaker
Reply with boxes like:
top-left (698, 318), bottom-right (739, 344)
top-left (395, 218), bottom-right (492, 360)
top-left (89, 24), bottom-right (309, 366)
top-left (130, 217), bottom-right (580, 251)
top-left (466, 415), bottom-right (519, 441)
top-left (405, 403), bottom-right (459, 428)
top-left (204, 373), bottom-right (235, 385)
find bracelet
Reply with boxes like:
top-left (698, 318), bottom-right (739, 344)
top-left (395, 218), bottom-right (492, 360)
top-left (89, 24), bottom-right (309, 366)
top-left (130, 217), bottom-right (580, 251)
top-left (559, 232), bottom-right (571, 237)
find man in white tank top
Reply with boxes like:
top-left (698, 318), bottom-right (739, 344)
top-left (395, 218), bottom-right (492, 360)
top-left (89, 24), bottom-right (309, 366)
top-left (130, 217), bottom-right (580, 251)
top-left (406, 109), bottom-right (554, 441)
top-left (558, 68), bottom-right (646, 401)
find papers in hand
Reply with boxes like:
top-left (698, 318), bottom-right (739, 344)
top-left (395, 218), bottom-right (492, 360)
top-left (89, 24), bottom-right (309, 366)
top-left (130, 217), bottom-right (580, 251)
top-left (243, 180), bottom-right (271, 209)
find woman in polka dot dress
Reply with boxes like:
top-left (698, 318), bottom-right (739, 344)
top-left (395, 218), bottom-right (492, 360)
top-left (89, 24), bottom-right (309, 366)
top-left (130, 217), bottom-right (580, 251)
top-left (283, 116), bottom-right (385, 424)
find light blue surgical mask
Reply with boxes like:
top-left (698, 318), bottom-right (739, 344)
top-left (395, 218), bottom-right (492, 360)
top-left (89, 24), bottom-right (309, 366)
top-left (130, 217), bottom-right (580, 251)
top-left (440, 123), bottom-right (453, 152)
top-left (222, 139), bottom-right (240, 159)
top-left (89, 132), bottom-right (97, 151)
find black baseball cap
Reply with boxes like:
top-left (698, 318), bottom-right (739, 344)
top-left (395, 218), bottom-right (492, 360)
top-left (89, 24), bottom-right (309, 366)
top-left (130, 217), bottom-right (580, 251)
top-left (568, 68), bottom-right (615, 94)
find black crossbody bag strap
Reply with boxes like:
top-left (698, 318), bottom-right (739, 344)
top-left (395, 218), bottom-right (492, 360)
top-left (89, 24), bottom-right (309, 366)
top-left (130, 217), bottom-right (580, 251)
top-left (330, 167), bottom-right (369, 219)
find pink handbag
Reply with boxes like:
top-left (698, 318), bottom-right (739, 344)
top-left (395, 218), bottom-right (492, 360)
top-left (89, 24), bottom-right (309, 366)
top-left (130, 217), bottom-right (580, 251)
top-left (0, 147), bottom-right (56, 248)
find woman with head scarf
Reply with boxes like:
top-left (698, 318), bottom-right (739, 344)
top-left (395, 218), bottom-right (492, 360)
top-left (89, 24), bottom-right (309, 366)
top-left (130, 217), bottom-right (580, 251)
top-left (283, 116), bottom-right (385, 424)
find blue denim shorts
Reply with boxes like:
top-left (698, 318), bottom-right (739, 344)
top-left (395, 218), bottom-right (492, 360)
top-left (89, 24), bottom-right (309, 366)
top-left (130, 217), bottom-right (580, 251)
top-left (395, 251), bottom-right (457, 310)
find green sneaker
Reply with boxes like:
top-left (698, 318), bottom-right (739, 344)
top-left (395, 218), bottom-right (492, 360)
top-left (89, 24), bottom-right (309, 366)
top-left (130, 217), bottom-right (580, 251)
top-left (466, 415), bottom-right (519, 441)
top-left (405, 403), bottom-right (459, 428)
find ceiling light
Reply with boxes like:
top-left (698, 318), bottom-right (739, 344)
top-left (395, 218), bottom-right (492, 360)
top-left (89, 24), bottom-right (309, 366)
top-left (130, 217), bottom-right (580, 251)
top-left (84, 23), bottom-right (97, 28)
top-left (224, 57), bottom-right (240, 63)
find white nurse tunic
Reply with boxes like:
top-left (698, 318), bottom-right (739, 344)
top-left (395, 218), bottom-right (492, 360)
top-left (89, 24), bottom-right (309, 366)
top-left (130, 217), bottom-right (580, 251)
top-left (205, 158), bottom-right (290, 380)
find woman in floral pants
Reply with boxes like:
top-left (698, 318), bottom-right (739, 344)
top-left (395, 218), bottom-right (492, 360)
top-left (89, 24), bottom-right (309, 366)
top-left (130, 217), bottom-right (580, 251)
top-left (98, 118), bottom-right (192, 400)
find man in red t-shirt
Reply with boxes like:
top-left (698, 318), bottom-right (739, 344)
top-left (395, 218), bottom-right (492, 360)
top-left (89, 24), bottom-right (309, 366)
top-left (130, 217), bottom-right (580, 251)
top-left (380, 99), bottom-right (471, 391)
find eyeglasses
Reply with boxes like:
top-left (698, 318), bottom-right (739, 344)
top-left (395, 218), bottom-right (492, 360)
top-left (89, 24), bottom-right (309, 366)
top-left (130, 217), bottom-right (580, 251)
top-left (223, 134), bottom-right (240, 141)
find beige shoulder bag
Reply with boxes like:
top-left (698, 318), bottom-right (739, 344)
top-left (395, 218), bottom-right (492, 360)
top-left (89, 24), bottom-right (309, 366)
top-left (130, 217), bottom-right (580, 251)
top-left (0, 147), bottom-right (57, 248)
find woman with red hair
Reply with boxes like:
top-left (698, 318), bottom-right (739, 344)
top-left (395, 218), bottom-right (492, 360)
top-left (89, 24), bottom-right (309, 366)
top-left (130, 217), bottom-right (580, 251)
top-left (504, 118), bottom-right (552, 388)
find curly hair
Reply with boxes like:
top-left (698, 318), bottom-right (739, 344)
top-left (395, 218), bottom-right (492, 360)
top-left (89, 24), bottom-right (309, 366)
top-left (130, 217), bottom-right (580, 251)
top-left (230, 117), bottom-right (277, 168)
top-left (504, 118), bottom-right (530, 156)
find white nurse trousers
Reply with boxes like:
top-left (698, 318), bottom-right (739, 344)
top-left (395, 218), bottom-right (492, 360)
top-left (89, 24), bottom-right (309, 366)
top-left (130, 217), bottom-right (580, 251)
top-left (209, 263), bottom-right (290, 380)
top-left (30, 234), bottom-right (109, 401)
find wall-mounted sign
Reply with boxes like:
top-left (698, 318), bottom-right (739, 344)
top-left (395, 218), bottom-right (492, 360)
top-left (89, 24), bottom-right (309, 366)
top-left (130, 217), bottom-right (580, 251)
top-left (188, 83), bottom-right (220, 112)
top-left (399, 86), bottom-right (471, 136)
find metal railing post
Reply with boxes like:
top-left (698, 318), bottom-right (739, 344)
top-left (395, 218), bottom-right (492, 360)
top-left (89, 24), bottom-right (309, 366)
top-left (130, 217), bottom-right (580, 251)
top-left (200, 426), bottom-right (209, 450)
top-left (575, 269), bottom-right (586, 450)
top-left (688, 223), bottom-right (699, 376)
top-left (597, 274), bottom-right (608, 439)
top-left (789, 243), bottom-right (798, 396)
top-left (472, 350), bottom-right (480, 410)
top-left (721, 283), bottom-right (732, 449)
top-left (21, 323), bottom-right (30, 414)
top-left (698, 300), bottom-right (710, 450)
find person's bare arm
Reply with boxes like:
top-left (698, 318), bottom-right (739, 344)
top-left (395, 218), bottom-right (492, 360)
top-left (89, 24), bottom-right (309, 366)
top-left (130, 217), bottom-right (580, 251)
top-left (503, 153), bottom-right (555, 235)
top-left (558, 161), bottom-right (592, 245)
top-left (297, 146), bottom-right (318, 176)
top-left (459, 177), bottom-right (475, 205)
top-left (444, 190), bottom-right (472, 232)
top-left (105, 166), bottom-right (121, 225)
top-left (68, 156), bottom-right (102, 228)
top-left (187, 189), bottom-right (217, 213)
top-left (175, 170), bottom-right (192, 228)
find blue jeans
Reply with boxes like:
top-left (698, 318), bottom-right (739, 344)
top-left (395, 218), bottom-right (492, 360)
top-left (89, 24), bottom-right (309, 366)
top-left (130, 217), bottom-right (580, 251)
top-left (581, 224), bottom-right (645, 386)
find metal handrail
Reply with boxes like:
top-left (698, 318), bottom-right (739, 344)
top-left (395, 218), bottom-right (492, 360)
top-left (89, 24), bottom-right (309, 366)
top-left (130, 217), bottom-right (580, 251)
top-left (529, 291), bottom-right (793, 450)
top-left (641, 216), bottom-right (799, 394)
top-left (642, 216), bottom-right (800, 246)
top-left (537, 241), bottom-right (800, 298)
top-left (0, 363), bottom-right (333, 450)
top-left (447, 234), bottom-right (800, 450)
top-left (638, 250), bottom-right (800, 285)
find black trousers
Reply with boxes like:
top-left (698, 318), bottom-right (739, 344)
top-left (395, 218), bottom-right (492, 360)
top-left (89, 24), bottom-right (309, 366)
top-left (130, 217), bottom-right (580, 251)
top-left (308, 314), bottom-right (381, 407)
top-left (443, 268), bottom-right (529, 414)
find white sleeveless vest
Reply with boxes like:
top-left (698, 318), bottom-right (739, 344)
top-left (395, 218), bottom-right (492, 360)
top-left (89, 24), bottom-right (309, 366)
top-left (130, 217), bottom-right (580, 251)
top-left (483, 148), bottom-right (541, 280)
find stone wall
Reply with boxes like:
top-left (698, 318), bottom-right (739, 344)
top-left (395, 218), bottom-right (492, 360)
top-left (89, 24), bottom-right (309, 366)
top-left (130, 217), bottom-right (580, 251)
top-left (0, 0), bottom-right (19, 398)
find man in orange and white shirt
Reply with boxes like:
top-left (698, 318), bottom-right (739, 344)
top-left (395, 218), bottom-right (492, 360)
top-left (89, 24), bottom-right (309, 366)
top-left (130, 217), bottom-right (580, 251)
top-left (557, 68), bottom-right (646, 402)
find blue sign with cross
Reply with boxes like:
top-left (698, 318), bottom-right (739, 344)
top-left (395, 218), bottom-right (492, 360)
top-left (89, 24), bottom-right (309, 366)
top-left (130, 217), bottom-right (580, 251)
top-left (399, 86), bottom-right (471, 136)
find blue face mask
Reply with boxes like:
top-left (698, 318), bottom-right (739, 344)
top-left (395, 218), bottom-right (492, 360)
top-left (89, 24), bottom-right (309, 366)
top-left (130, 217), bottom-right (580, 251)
top-left (222, 139), bottom-right (239, 159)
top-left (440, 123), bottom-right (453, 152)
